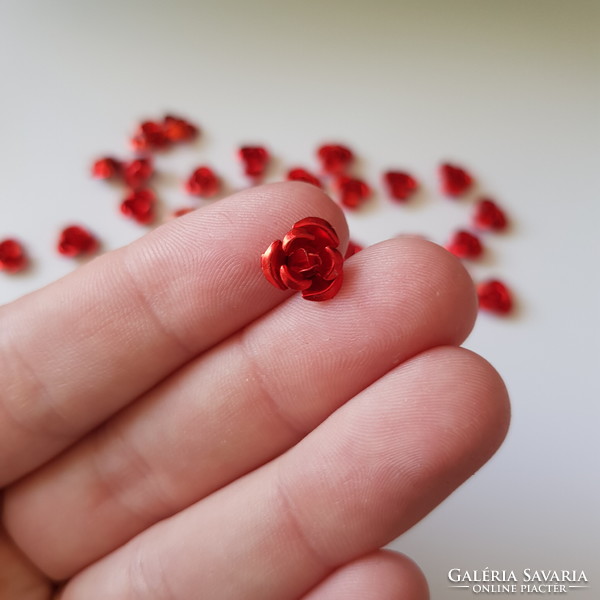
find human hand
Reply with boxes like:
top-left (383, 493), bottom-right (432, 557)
top-left (0, 182), bottom-right (509, 599)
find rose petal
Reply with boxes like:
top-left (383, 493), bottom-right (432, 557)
top-left (280, 264), bottom-right (312, 291)
top-left (293, 217), bottom-right (340, 247)
top-left (319, 246), bottom-right (344, 280)
top-left (282, 228), bottom-right (316, 253)
top-left (261, 240), bottom-right (287, 290)
top-left (301, 272), bottom-right (344, 301)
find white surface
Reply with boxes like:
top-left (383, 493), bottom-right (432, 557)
top-left (1, 0), bottom-right (599, 596)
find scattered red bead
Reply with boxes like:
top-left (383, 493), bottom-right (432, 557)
top-left (239, 146), bottom-right (270, 179)
top-left (317, 144), bottom-right (354, 176)
top-left (169, 207), bottom-right (196, 220)
top-left (345, 240), bottom-right (363, 259)
top-left (185, 166), bottom-right (220, 197)
top-left (163, 114), bottom-right (199, 143)
top-left (91, 157), bottom-right (122, 179)
top-left (261, 217), bottom-right (344, 301)
top-left (446, 230), bottom-right (483, 259)
top-left (123, 158), bottom-right (153, 189)
top-left (383, 171), bottom-right (418, 201)
top-left (120, 189), bottom-right (156, 224)
top-left (0, 239), bottom-right (28, 273)
top-left (130, 121), bottom-right (170, 152)
top-left (473, 198), bottom-right (508, 231)
top-left (57, 225), bottom-right (98, 257)
top-left (335, 176), bottom-right (371, 210)
top-left (287, 168), bottom-right (322, 188)
top-left (440, 163), bottom-right (473, 197)
top-left (477, 279), bottom-right (513, 315)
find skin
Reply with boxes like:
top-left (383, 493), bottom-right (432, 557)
top-left (0, 182), bottom-right (510, 599)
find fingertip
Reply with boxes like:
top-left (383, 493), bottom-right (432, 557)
top-left (302, 550), bottom-right (429, 600)
top-left (345, 236), bottom-right (478, 347)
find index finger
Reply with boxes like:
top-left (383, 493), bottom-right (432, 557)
top-left (0, 182), bottom-right (348, 486)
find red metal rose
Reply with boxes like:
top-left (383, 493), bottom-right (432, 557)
top-left (0, 239), bottom-right (28, 273)
top-left (477, 279), bottom-right (513, 315)
top-left (473, 198), bottom-right (508, 231)
top-left (163, 114), bottom-right (199, 143)
top-left (261, 217), bottom-right (344, 301)
top-left (440, 163), bottom-right (473, 197)
top-left (57, 225), bottom-right (99, 257)
top-left (446, 230), bottom-right (483, 259)
top-left (383, 170), bottom-right (418, 201)
top-left (286, 168), bottom-right (322, 188)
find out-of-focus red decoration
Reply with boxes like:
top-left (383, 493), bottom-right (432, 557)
top-left (57, 225), bottom-right (98, 257)
top-left (121, 189), bottom-right (156, 224)
top-left (261, 217), bottom-right (344, 301)
top-left (477, 279), bottom-right (513, 314)
top-left (130, 121), bottom-right (170, 152)
top-left (123, 158), bottom-right (153, 189)
top-left (91, 157), bottom-right (122, 179)
top-left (0, 239), bottom-right (28, 273)
top-left (473, 198), bottom-right (508, 231)
top-left (185, 166), bottom-right (220, 197)
top-left (287, 168), bottom-right (322, 188)
top-left (169, 207), bottom-right (196, 220)
top-left (163, 114), bottom-right (199, 143)
top-left (383, 171), bottom-right (418, 201)
top-left (440, 163), bottom-right (473, 197)
top-left (344, 240), bottom-right (363, 259)
top-left (317, 144), bottom-right (353, 176)
top-left (446, 230), bottom-right (483, 259)
top-left (336, 176), bottom-right (371, 210)
top-left (239, 146), bottom-right (270, 179)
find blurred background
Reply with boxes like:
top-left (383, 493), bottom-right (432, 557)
top-left (1, 0), bottom-right (599, 596)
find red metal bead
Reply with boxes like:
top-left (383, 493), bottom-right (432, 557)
top-left (57, 225), bottom-right (98, 257)
top-left (261, 217), bottom-right (344, 301)
top-left (91, 157), bottom-right (122, 179)
top-left (185, 166), bottom-right (220, 197)
top-left (383, 171), bottom-right (418, 201)
top-left (335, 176), bottom-right (371, 210)
top-left (473, 198), bottom-right (508, 231)
top-left (130, 121), bottom-right (170, 152)
top-left (287, 168), bottom-right (322, 188)
top-left (440, 163), bottom-right (473, 197)
top-left (163, 115), bottom-right (199, 142)
top-left (121, 189), bottom-right (156, 224)
top-left (169, 207), bottom-right (196, 220)
top-left (317, 144), bottom-right (353, 176)
top-left (0, 239), bottom-right (28, 273)
top-left (239, 146), bottom-right (270, 178)
top-left (477, 279), bottom-right (513, 314)
top-left (446, 230), bottom-right (483, 259)
top-left (123, 158), bottom-right (153, 189)
top-left (344, 240), bottom-right (363, 259)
